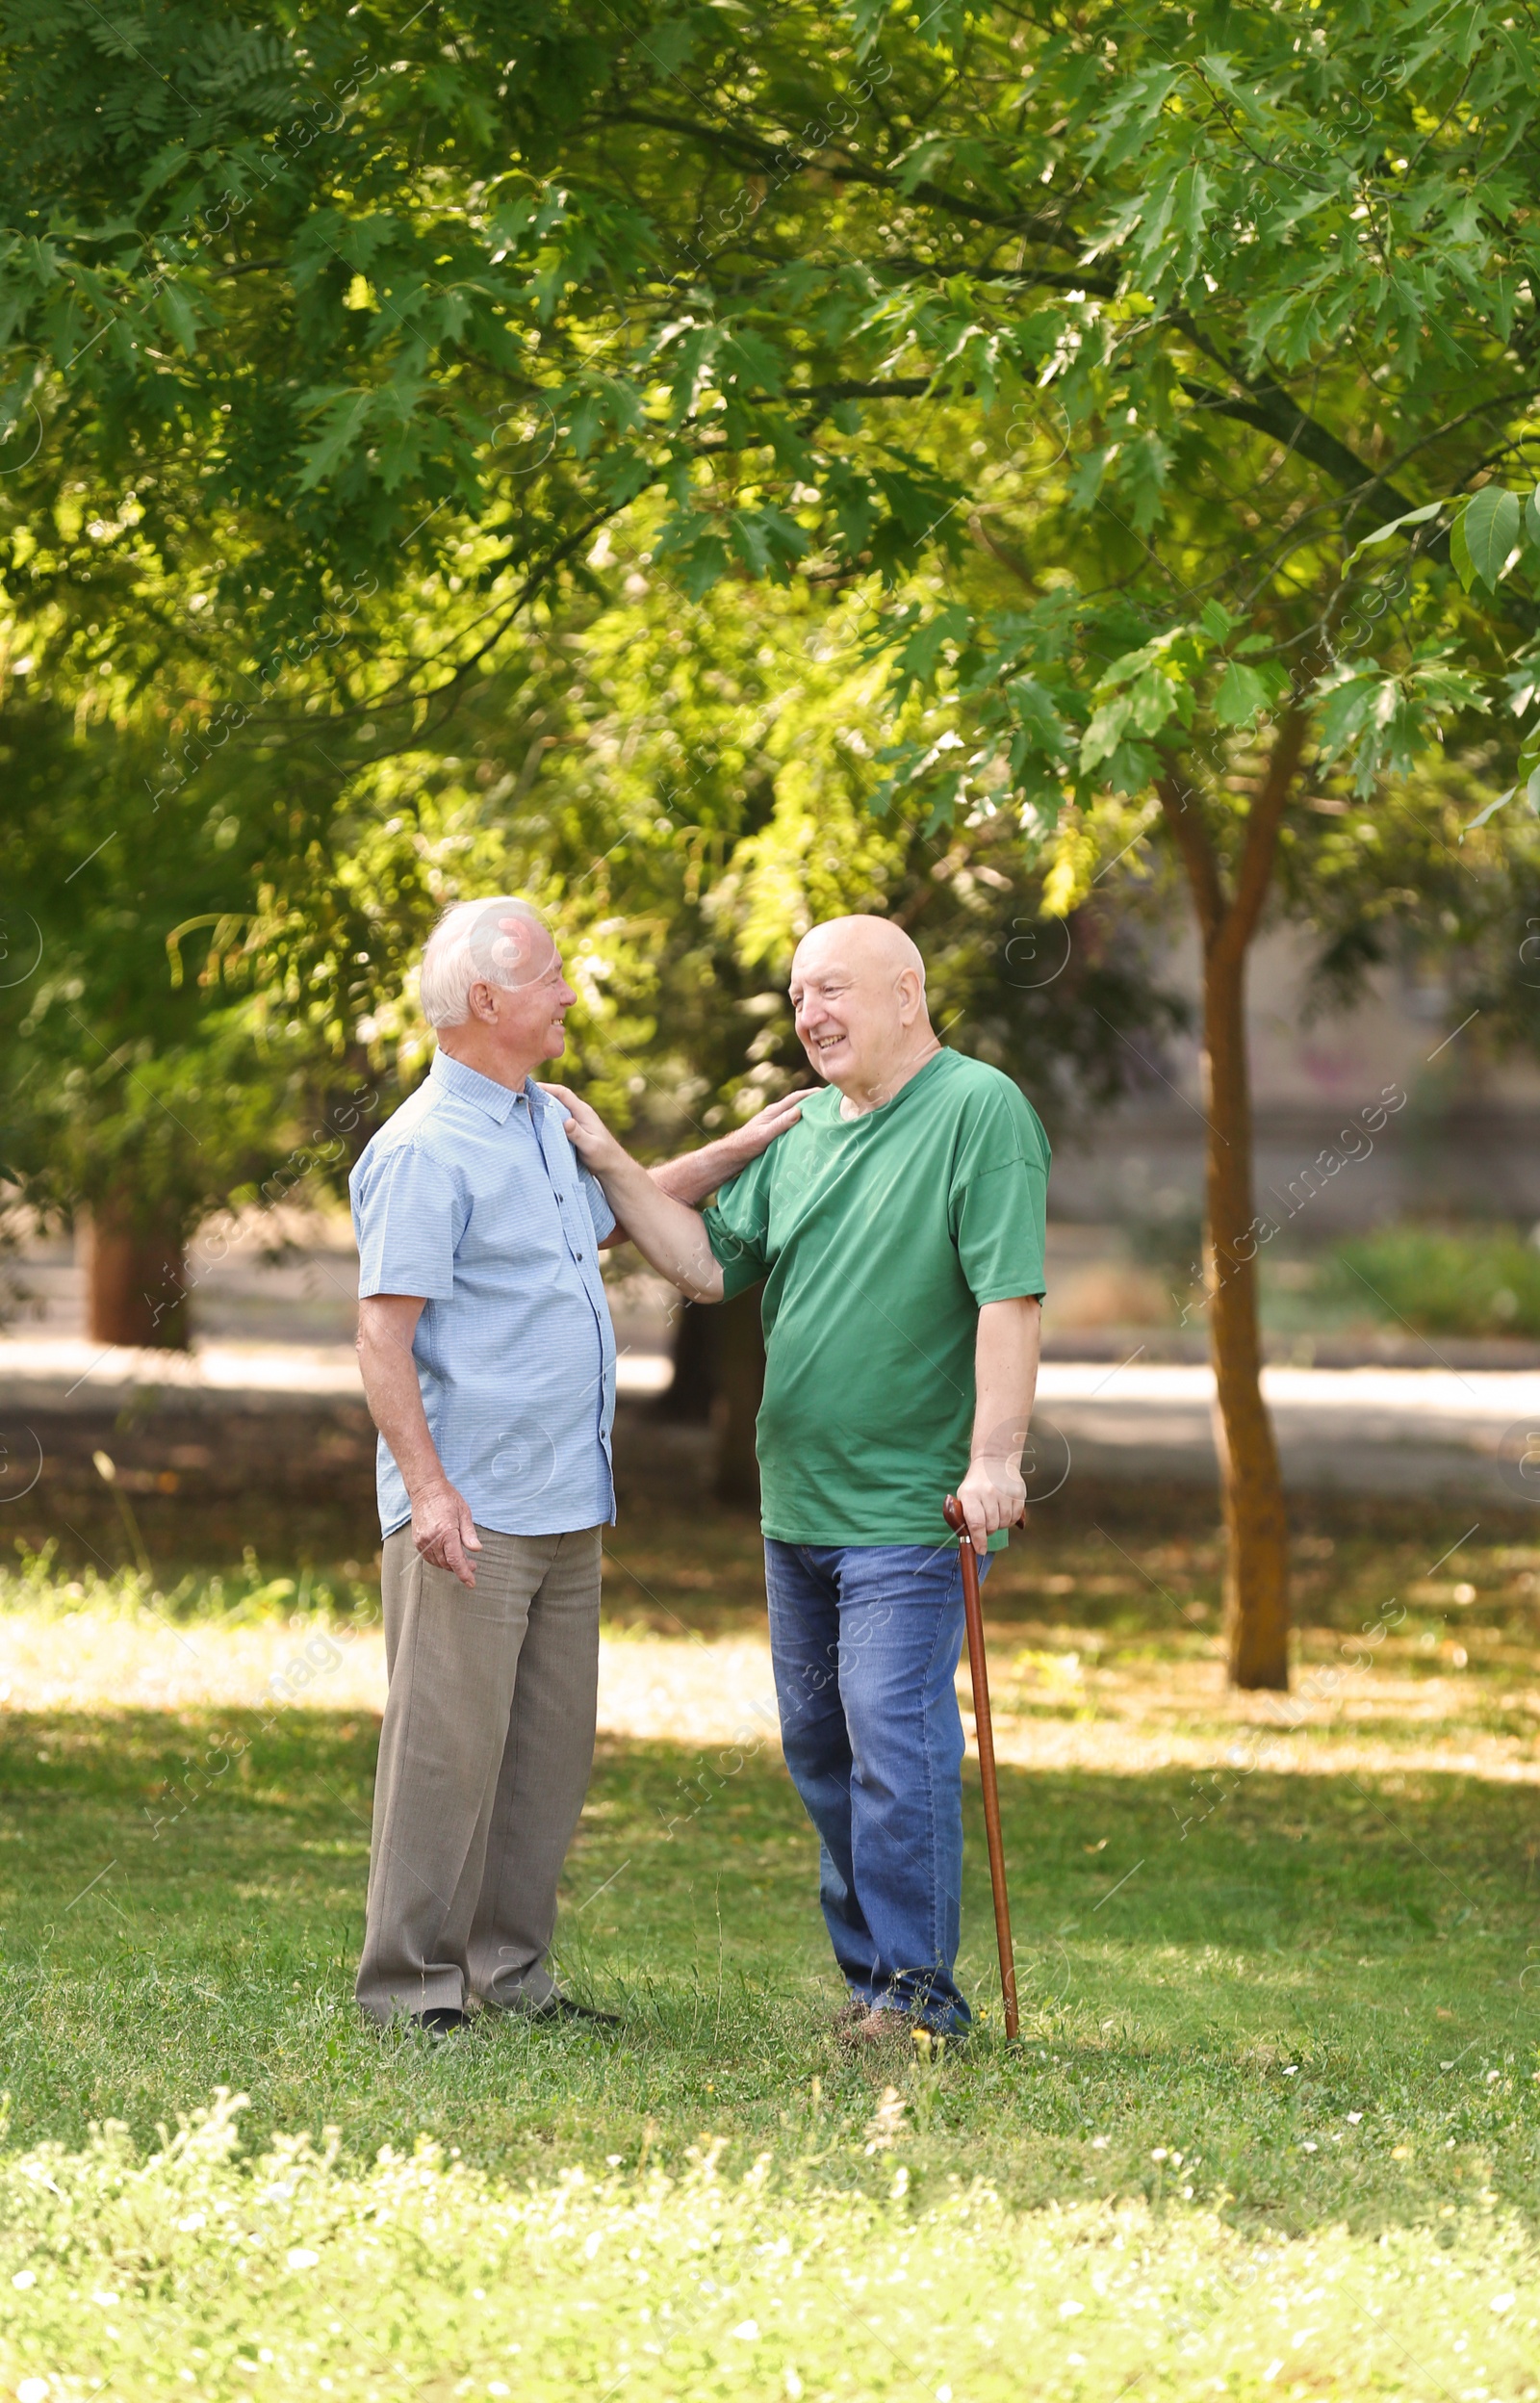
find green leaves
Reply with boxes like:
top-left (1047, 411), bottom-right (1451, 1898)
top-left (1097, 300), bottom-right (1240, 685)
top-left (1440, 480), bottom-right (1540, 591)
top-left (1463, 702), bottom-right (1540, 832)
top-left (1348, 479), bottom-right (1540, 601)
top-left (1342, 501), bottom-right (1445, 572)
top-left (1459, 485), bottom-right (1523, 590)
top-left (872, 581), bottom-right (1310, 840)
top-left (1213, 661), bottom-right (1278, 728)
top-left (1081, 678), bottom-right (1169, 773)
top-left (1314, 657), bottom-right (1488, 798)
top-left (3, 0), bottom-right (1539, 883)
top-left (295, 390), bottom-right (377, 490)
top-left (1464, 769), bottom-right (1540, 832)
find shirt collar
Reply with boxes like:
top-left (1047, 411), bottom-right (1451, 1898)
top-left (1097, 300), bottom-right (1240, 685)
top-left (428, 1047), bottom-right (533, 1124)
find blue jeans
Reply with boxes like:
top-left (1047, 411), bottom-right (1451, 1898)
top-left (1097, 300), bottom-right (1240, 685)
top-left (764, 1538), bottom-right (988, 2033)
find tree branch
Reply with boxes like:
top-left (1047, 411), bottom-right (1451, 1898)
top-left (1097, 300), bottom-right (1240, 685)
top-left (1157, 771), bottom-right (1226, 945)
top-left (597, 107), bottom-right (1080, 248)
top-left (878, 251), bottom-right (1118, 298)
top-left (245, 498), bottom-right (638, 733)
top-left (1179, 375), bottom-right (1422, 530)
top-left (968, 509), bottom-right (1038, 591)
top-left (1213, 707), bottom-right (1310, 972)
top-left (801, 376), bottom-right (930, 404)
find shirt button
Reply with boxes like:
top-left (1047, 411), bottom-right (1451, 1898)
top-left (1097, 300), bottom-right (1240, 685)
top-left (575, 1251), bottom-right (584, 1261)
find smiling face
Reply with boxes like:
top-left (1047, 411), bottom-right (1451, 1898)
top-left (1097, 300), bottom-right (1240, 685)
top-left (788, 916), bottom-right (936, 1110)
top-left (441, 910), bottom-right (578, 1088)
top-left (478, 920), bottom-right (575, 1070)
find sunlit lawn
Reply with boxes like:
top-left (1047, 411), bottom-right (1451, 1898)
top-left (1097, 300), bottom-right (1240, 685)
top-left (2, 1487), bottom-right (1540, 2397)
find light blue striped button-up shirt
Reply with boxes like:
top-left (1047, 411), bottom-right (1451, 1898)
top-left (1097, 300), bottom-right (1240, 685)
top-left (349, 1049), bottom-right (618, 1538)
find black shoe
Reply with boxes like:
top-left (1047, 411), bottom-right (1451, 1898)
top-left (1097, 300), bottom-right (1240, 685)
top-left (525, 1994), bottom-right (622, 2029)
top-left (411, 2006), bottom-right (471, 2037)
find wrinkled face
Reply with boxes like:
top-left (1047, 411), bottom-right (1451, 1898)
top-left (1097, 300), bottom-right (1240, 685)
top-left (789, 940), bottom-right (911, 1091)
top-left (470, 913), bottom-right (576, 1064)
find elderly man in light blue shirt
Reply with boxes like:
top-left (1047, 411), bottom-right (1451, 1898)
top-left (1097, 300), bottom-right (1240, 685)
top-left (350, 896), bottom-right (798, 2034)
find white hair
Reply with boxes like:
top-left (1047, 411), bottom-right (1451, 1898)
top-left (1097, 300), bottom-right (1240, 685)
top-left (418, 896), bottom-right (552, 1028)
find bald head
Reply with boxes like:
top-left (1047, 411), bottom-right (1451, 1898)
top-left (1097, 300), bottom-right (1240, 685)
top-left (789, 913), bottom-right (940, 1115)
top-left (793, 914), bottom-right (927, 988)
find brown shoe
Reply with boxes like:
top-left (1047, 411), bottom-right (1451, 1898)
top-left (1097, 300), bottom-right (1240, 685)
top-left (837, 2007), bottom-right (922, 2051)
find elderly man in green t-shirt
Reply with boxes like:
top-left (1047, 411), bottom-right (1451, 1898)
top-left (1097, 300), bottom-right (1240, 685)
top-left (548, 914), bottom-right (1048, 2043)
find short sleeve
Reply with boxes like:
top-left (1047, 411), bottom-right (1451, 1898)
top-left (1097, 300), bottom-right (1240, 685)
top-left (577, 1157), bottom-right (618, 1245)
top-left (948, 1080), bottom-right (1050, 1305)
top-left (353, 1141), bottom-right (465, 1301)
top-left (953, 1157), bottom-right (1047, 1304)
top-left (703, 1156), bottom-right (773, 1300)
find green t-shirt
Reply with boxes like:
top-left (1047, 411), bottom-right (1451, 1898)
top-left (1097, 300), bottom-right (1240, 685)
top-left (702, 1048), bottom-right (1049, 1549)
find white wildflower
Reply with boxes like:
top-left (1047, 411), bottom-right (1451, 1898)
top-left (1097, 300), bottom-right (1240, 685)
top-left (863, 2087), bottom-right (908, 2152)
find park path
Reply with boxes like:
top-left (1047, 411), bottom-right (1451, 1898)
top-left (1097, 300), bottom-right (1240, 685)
top-left (1034, 1358), bottom-right (1538, 1500)
top-left (0, 1336), bottom-right (1533, 1498)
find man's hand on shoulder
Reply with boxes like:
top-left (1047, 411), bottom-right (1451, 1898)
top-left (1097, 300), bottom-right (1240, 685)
top-left (539, 1082), bottom-right (631, 1176)
top-left (956, 1454), bottom-right (1027, 1557)
top-left (539, 1085), bottom-right (725, 1300)
top-left (411, 1477), bottom-right (483, 1589)
top-left (657, 1090), bottom-right (806, 1210)
top-left (708, 1089), bottom-right (805, 1178)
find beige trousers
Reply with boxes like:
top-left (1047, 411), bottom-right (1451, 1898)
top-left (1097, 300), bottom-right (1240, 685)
top-left (355, 1522), bottom-right (602, 2024)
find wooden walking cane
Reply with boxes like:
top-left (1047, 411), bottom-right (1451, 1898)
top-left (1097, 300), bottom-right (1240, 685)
top-left (943, 1494), bottom-right (1019, 2040)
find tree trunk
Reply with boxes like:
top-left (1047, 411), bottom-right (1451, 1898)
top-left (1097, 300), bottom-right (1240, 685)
top-left (1201, 944), bottom-right (1291, 1689)
top-left (657, 1299), bottom-right (717, 1422)
top-left (82, 1193), bottom-right (190, 1349)
top-left (713, 1285), bottom-right (765, 1508)
top-left (1159, 709), bottom-right (1308, 1692)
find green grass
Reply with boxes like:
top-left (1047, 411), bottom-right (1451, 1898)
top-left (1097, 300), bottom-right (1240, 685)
top-left (9, 2092), bottom-right (1540, 2403)
top-left (0, 1538), bottom-right (379, 1625)
top-left (5, 2093), bottom-right (1540, 2403)
top-left (1334, 1222), bottom-right (1540, 1338)
top-left (3, 1704), bottom-right (1538, 2216)
top-left (1130, 1214), bottom-right (1540, 1345)
top-left (4, 1499), bottom-right (1540, 2396)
